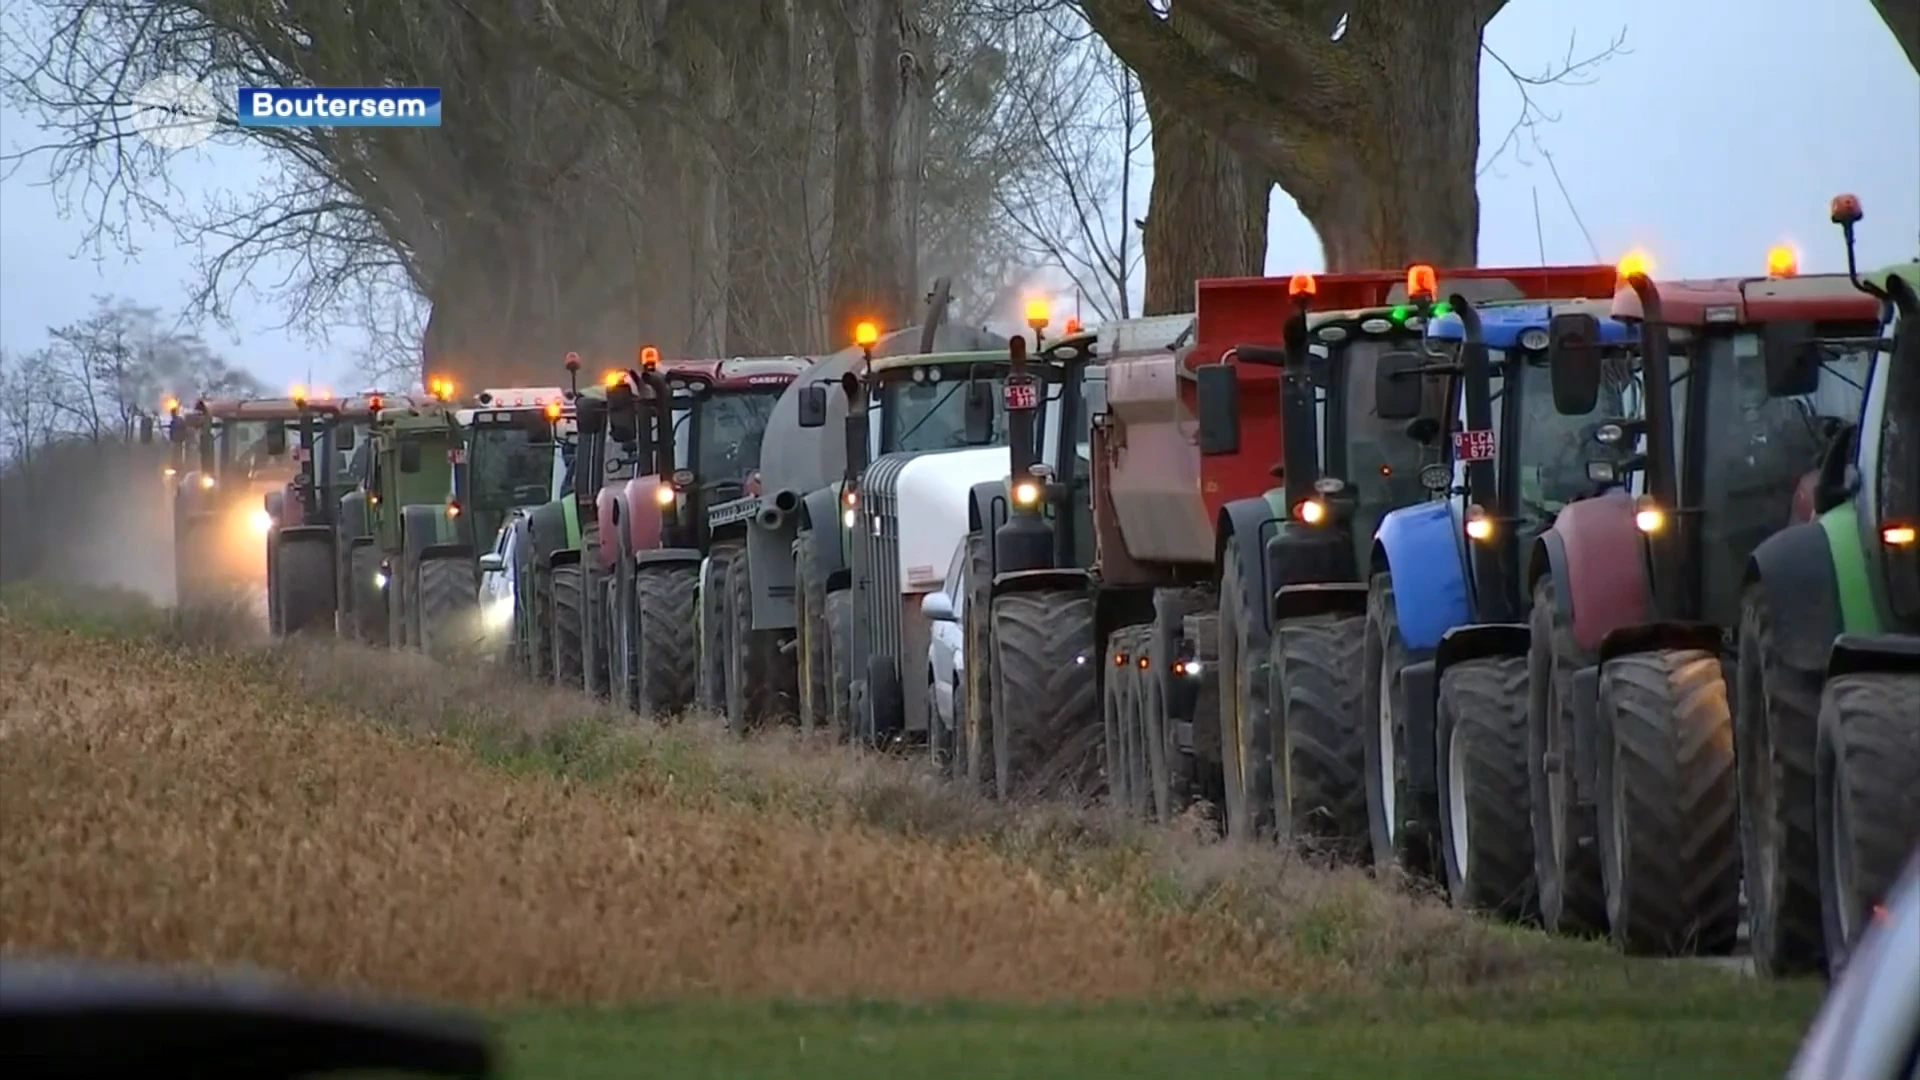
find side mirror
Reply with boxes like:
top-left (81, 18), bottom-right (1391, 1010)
top-left (265, 420), bottom-right (288, 456)
top-left (137, 416), bottom-right (154, 444)
top-left (921, 591), bottom-right (956, 622)
top-left (336, 424), bottom-right (356, 451)
top-left (398, 440), bottom-right (422, 474)
top-left (1195, 363), bottom-right (1240, 455)
top-left (797, 384), bottom-right (829, 428)
top-left (169, 420), bottom-right (185, 444)
top-left (608, 403), bottom-right (639, 446)
top-left (1761, 319), bottom-right (1821, 398)
top-left (963, 380), bottom-right (995, 445)
top-left (1403, 416), bottom-right (1442, 446)
top-left (1548, 313), bottom-right (1603, 414)
top-left (577, 398), bottom-right (607, 437)
top-left (478, 553), bottom-right (505, 573)
top-left (1373, 351), bottom-right (1425, 421)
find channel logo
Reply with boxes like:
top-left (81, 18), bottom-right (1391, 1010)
top-left (238, 87), bottom-right (441, 128)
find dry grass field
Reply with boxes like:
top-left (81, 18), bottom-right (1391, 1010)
top-left (0, 586), bottom-right (1824, 1078)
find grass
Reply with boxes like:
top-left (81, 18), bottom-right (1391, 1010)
top-left (0, 584), bottom-right (1826, 1078)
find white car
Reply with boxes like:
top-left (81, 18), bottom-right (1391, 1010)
top-left (1787, 846), bottom-right (1920, 1080)
top-left (477, 516), bottom-right (517, 639)
top-left (921, 537), bottom-right (968, 736)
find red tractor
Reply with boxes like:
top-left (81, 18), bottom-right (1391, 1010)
top-left (1530, 250), bottom-right (1882, 955)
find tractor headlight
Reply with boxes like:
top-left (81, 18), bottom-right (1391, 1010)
top-left (251, 508), bottom-right (274, 536)
top-left (483, 596), bottom-right (513, 630)
top-left (1634, 498), bottom-right (1665, 533)
top-left (1013, 480), bottom-right (1040, 506)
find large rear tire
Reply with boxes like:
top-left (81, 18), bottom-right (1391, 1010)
top-left (273, 538), bottom-right (336, 637)
top-left (1595, 649), bottom-right (1740, 956)
top-left (416, 557), bottom-right (477, 660)
top-left (1217, 545), bottom-right (1273, 839)
top-left (348, 544), bottom-right (388, 646)
top-left (825, 588), bottom-right (854, 741)
top-left (1814, 671), bottom-right (1920, 977)
top-left (794, 530), bottom-right (830, 731)
top-left (1528, 575), bottom-right (1607, 935)
top-left (550, 565), bottom-right (586, 690)
top-left (961, 531), bottom-right (996, 793)
top-left (1103, 627), bottom-right (1141, 819)
top-left (1436, 655), bottom-right (1537, 920)
top-left (1363, 574), bottom-right (1435, 876)
top-left (635, 563), bottom-right (699, 719)
top-left (989, 589), bottom-right (1099, 801)
top-left (698, 546), bottom-right (735, 714)
top-left (1272, 613), bottom-right (1369, 858)
top-left (1734, 585), bottom-right (1827, 976)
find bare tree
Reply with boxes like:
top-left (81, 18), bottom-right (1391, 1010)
top-left (0, 348), bottom-right (66, 463)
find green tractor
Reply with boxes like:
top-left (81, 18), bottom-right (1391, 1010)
top-left (263, 391), bottom-right (381, 636)
top-left (1739, 194), bottom-right (1920, 977)
top-left (360, 389), bottom-right (481, 655)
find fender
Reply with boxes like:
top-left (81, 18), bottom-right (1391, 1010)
top-left (1815, 503), bottom-right (1884, 636)
top-left (1433, 623), bottom-right (1531, 682)
top-left (635, 547), bottom-right (702, 568)
top-left (548, 547), bottom-right (582, 569)
top-left (1747, 521), bottom-right (1847, 672)
top-left (1215, 496), bottom-right (1283, 639)
top-left (969, 480), bottom-right (1008, 576)
top-left (349, 535), bottom-right (375, 550)
top-left (1826, 632), bottom-right (1920, 679)
top-left (1597, 620), bottom-right (1724, 664)
top-left (274, 525), bottom-right (332, 547)
top-left (801, 484), bottom-right (849, 582)
top-left (617, 473), bottom-right (666, 559)
top-left (991, 566), bottom-right (1090, 599)
top-left (419, 542), bottom-right (473, 563)
top-left (399, 504), bottom-right (453, 563)
top-left (1372, 501), bottom-right (1471, 652)
top-left (1265, 520), bottom-right (1361, 625)
top-left (1528, 491), bottom-right (1652, 653)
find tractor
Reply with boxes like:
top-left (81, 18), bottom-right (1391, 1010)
top-left (262, 389), bottom-right (382, 636)
top-left (1740, 194), bottom-right (1920, 978)
top-left (446, 385), bottom-right (573, 652)
top-left (167, 395), bottom-right (310, 609)
top-left (942, 315), bottom-right (1103, 795)
top-left (1534, 248), bottom-right (1880, 957)
top-left (735, 281), bottom-right (1004, 737)
top-left (1369, 295), bottom-right (1638, 918)
top-left (360, 379), bottom-right (482, 656)
top-left (600, 353), bottom-right (808, 719)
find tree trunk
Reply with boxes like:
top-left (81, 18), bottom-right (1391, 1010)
top-left (724, 1), bottom-right (816, 356)
top-left (1138, 7), bottom-right (1269, 316)
top-left (1295, 14), bottom-right (1480, 270)
top-left (1870, 0), bottom-right (1919, 75)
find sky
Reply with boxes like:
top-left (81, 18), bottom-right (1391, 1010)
top-left (1, 0), bottom-right (1916, 391)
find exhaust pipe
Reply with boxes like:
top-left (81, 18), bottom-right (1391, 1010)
top-left (757, 488), bottom-right (802, 531)
top-left (757, 505), bottom-right (785, 531)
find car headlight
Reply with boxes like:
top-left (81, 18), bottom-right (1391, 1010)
top-left (483, 597), bottom-right (514, 630)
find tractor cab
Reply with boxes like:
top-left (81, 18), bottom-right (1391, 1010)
top-left (650, 355), bottom-right (808, 549)
top-left (450, 385), bottom-right (573, 555)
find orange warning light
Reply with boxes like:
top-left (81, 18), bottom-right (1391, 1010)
top-left (853, 321), bottom-right (880, 348)
top-left (367, 393), bottom-right (384, 412)
top-left (640, 346), bottom-right (660, 369)
top-left (1765, 244), bottom-right (1798, 278)
top-left (162, 396), bottom-right (180, 414)
top-left (1406, 264), bottom-right (1438, 300)
top-left (1064, 318), bottom-right (1082, 334)
top-left (1024, 298), bottom-right (1050, 329)
top-left (544, 400), bottom-right (562, 420)
top-left (1616, 249), bottom-right (1652, 281)
top-left (1830, 193), bottom-right (1862, 225)
top-left (1287, 273), bottom-right (1317, 298)
top-left (602, 369), bottom-right (624, 388)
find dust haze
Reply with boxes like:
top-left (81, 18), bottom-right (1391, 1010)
top-left (2, 440), bottom-right (193, 604)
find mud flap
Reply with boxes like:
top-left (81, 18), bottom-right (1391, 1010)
top-left (1399, 658), bottom-right (1438, 797)
top-left (1570, 665), bottom-right (1601, 802)
top-left (1827, 632), bottom-right (1920, 678)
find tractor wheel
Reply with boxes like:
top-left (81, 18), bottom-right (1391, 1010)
top-left (273, 538), bottom-right (336, 637)
top-left (634, 563), bottom-right (699, 720)
top-left (584, 568), bottom-right (610, 699)
top-left (1363, 573), bottom-right (1437, 876)
top-left (1814, 671), bottom-right (1920, 977)
top-left (266, 539), bottom-right (283, 636)
top-left (794, 530), bottom-right (830, 731)
top-left (550, 565), bottom-right (586, 690)
top-left (1734, 585), bottom-right (1827, 976)
top-left (1102, 627), bottom-right (1134, 818)
top-left (825, 588), bottom-right (854, 742)
top-left (698, 547), bottom-right (734, 714)
top-left (609, 571), bottom-right (636, 711)
top-left (1527, 575), bottom-right (1607, 935)
top-left (725, 548), bottom-right (793, 733)
top-left (1595, 648), bottom-right (1741, 956)
top-left (1436, 656), bottom-right (1537, 920)
top-left (1272, 613), bottom-right (1369, 859)
top-left (1122, 629), bottom-right (1153, 820)
top-left (415, 557), bottom-right (477, 660)
top-left (1217, 545), bottom-right (1274, 839)
top-left (989, 589), bottom-right (1098, 801)
top-left (961, 531), bottom-right (996, 792)
top-left (528, 569), bottom-right (553, 684)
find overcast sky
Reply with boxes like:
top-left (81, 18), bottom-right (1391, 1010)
top-left (2, 0), bottom-right (1916, 390)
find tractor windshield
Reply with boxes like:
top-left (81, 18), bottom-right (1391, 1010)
top-left (692, 388), bottom-right (781, 481)
top-left (1335, 337), bottom-right (1440, 545)
top-left (468, 426), bottom-right (555, 509)
top-left (1497, 349), bottom-right (1643, 531)
top-left (883, 367), bottom-right (1011, 452)
top-left (1690, 328), bottom-right (1873, 622)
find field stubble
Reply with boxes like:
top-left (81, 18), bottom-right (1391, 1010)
top-left (0, 587), bottom-right (1772, 1017)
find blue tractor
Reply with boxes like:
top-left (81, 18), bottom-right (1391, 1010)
top-left (1365, 297), bottom-right (1641, 915)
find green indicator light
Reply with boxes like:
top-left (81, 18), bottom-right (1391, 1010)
top-left (1390, 305), bottom-right (1408, 322)
top-left (1433, 301), bottom-right (1453, 316)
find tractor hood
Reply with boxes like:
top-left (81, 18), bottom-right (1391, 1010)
top-left (879, 447), bottom-right (1009, 593)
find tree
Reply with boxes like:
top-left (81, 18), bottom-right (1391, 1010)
top-left (1870, 0), bottom-right (1919, 75)
top-left (1075, 0), bottom-right (1619, 271)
